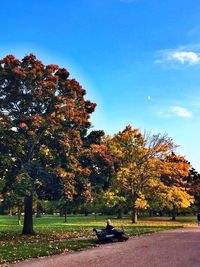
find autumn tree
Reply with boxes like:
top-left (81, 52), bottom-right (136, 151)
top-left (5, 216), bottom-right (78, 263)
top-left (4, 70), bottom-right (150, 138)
top-left (185, 168), bottom-right (200, 209)
top-left (108, 125), bottom-right (174, 223)
top-left (161, 153), bottom-right (191, 187)
top-left (0, 54), bottom-right (96, 234)
top-left (160, 153), bottom-right (193, 220)
top-left (160, 185), bottom-right (194, 220)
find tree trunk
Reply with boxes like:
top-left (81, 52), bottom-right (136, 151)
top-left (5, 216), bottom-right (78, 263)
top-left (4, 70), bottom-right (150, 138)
top-left (22, 194), bottom-right (34, 234)
top-left (17, 207), bottom-right (21, 226)
top-left (132, 206), bottom-right (138, 223)
top-left (9, 207), bottom-right (12, 216)
top-left (131, 193), bottom-right (138, 223)
top-left (117, 208), bottom-right (123, 219)
top-left (36, 201), bottom-right (42, 218)
top-left (137, 209), bottom-right (141, 218)
top-left (171, 207), bottom-right (176, 221)
top-left (64, 206), bottom-right (67, 223)
top-left (84, 209), bottom-right (88, 216)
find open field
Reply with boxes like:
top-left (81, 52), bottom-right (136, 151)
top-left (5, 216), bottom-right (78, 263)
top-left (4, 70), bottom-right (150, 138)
top-left (0, 214), bottom-right (197, 265)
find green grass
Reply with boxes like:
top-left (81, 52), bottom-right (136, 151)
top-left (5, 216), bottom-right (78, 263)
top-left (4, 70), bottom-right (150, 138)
top-left (0, 214), bottom-right (197, 265)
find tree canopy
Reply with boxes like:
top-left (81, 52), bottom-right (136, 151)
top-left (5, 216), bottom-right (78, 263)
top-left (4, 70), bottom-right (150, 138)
top-left (0, 54), bottom-right (96, 233)
top-left (105, 125), bottom-right (195, 223)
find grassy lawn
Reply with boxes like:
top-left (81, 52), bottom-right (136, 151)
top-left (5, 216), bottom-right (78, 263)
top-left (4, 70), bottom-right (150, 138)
top-left (0, 214), bottom-right (197, 265)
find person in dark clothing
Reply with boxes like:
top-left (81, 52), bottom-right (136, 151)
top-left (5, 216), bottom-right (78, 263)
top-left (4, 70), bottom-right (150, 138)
top-left (106, 219), bottom-right (115, 232)
top-left (106, 219), bottom-right (129, 241)
top-left (197, 213), bottom-right (200, 226)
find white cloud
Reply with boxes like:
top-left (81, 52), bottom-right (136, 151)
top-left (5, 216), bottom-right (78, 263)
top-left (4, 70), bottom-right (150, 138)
top-left (156, 47), bottom-right (200, 66)
top-left (171, 106), bottom-right (192, 118)
top-left (168, 51), bottom-right (200, 65)
top-left (158, 105), bottom-right (193, 119)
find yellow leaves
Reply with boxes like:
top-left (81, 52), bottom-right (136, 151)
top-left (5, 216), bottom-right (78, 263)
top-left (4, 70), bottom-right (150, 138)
top-left (133, 162), bottom-right (137, 167)
top-left (39, 145), bottom-right (52, 158)
top-left (164, 153), bottom-right (191, 178)
top-left (102, 190), bottom-right (126, 207)
top-left (16, 173), bottom-right (31, 184)
top-left (115, 168), bottom-right (134, 190)
top-left (161, 186), bottom-right (194, 209)
top-left (105, 125), bottom-right (194, 215)
top-left (118, 167), bottom-right (131, 177)
top-left (135, 198), bottom-right (149, 209)
top-left (56, 167), bottom-right (68, 178)
top-left (56, 167), bottom-right (75, 179)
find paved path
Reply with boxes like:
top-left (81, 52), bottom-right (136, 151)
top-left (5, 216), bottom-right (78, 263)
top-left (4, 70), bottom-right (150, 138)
top-left (9, 227), bottom-right (200, 267)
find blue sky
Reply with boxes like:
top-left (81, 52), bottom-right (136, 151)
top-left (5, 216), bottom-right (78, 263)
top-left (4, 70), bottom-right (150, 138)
top-left (1, 0), bottom-right (200, 171)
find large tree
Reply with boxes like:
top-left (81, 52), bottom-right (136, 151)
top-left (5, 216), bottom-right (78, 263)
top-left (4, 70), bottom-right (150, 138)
top-left (0, 54), bottom-right (96, 234)
top-left (108, 125), bottom-right (175, 223)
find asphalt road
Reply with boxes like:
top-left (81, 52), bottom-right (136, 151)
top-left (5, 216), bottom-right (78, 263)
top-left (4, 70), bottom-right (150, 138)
top-left (9, 227), bottom-right (200, 267)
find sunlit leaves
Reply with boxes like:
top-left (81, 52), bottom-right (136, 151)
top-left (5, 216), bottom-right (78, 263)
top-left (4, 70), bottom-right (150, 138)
top-left (161, 185), bottom-right (194, 209)
top-left (107, 125), bottom-right (180, 222)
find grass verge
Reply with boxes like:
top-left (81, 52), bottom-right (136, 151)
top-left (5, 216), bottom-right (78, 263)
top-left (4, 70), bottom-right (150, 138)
top-left (0, 215), bottom-right (196, 265)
